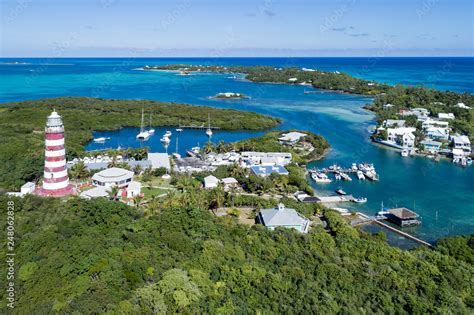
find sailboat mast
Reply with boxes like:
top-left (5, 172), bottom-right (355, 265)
top-left (140, 108), bottom-right (145, 132)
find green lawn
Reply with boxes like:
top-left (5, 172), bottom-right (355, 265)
top-left (142, 187), bottom-right (169, 199)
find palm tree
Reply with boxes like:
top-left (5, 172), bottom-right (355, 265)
top-left (217, 140), bottom-right (226, 153)
top-left (133, 164), bottom-right (143, 175)
top-left (133, 194), bottom-right (144, 207)
top-left (108, 185), bottom-right (120, 201)
top-left (204, 141), bottom-right (214, 154)
top-left (70, 161), bottom-right (90, 180)
top-left (210, 184), bottom-right (225, 210)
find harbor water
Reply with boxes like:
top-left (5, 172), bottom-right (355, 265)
top-left (1, 57), bottom-right (473, 242)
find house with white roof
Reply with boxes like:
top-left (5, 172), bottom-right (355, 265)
top-left (92, 167), bottom-right (134, 187)
top-left (221, 177), bottom-right (239, 191)
top-left (400, 108), bottom-right (429, 119)
top-left (387, 127), bottom-right (416, 148)
top-left (420, 139), bottom-right (442, 153)
top-left (278, 132), bottom-right (307, 145)
top-left (438, 113), bottom-right (455, 120)
top-left (384, 119), bottom-right (406, 128)
top-left (204, 175), bottom-right (219, 189)
top-left (257, 203), bottom-right (310, 233)
top-left (452, 135), bottom-right (471, 155)
top-left (455, 102), bottom-right (471, 109)
top-left (250, 165), bottom-right (289, 177)
top-left (80, 186), bottom-right (111, 199)
top-left (422, 118), bottom-right (449, 129)
top-left (147, 153), bottom-right (171, 170)
top-left (426, 127), bottom-right (450, 141)
top-left (126, 181), bottom-right (142, 198)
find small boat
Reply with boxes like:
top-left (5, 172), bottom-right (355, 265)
top-left (335, 189), bottom-right (346, 196)
top-left (164, 130), bottom-right (172, 137)
top-left (467, 157), bottom-right (473, 165)
top-left (401, 149), bottom-right (409, 157)
top-left (137, 109), bottom-right (151, 140)
top-left (364, 170), bottom-right (379, 181)
top-left (351, 163), bottom-right (358, 171)
top-left (353, 197), bottom-right (367, 203)
top-left (340, 172), bottom-right (352, 181)
top-left (186, 146), bottom-right (200, 157)
top-left (172, 153), bottom-right (181, 159)
top-left (311, 172), bottom-right (332, 183)
top-left (176, 128), bottom-right (183, 132)
top-left (148, 114), bottom-right (155, 134)
top-left (357, 170), bottom-right (365, 180)
top-left (160, 136), bottom-right (170, 144)
top-left (334, 173), bottom-right (342, 180)
top-left (93, 137), bottom-right (109, 143)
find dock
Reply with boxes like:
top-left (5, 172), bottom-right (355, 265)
top-left (178, 124), bottom-right (221, 130)
top-left (311, 195), bottom-right (354, 203)
top-left (355, 212), bottom-right (432, 248)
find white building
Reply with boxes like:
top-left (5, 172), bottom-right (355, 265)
top-left (21, 182), bottom-right (36, 195)
top-left (240, 152), bottom-right (292, 166)
top-left (455, 102), bottom-right (471, 109)
top-left (80, 186), bottom-right (110, 199)
top-left (438, 113), bottom-right (455, 120)
top-left (221, 177), bottom-right (239, 191)
top-left (422, 118), bottom-right (449, 129)
top-left (384, 119), bottom-right (406, 128)
top-left (387, 127), bottom-right (416, 148)
top-left (278, 132), bottom-right (307, 145)
top-left (257, 203), bottom-right (310, 233)
top-left (452, 135), bottom-right (471, 155)
top-left (127, 181), bottom-right (142, 198)
top-left (204, 175), bottom-right (219, 189)
top-left (92, 167), bottom-right (134, 187)
top-left (147, 153), bottom-right (171, 170)
top-left (426, 127), bottom-right (450, 141)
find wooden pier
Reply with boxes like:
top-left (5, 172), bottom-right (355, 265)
top-left (178, 124), bottom-right (221, 130)
top-left (356, 212), bottom-right (432, 248)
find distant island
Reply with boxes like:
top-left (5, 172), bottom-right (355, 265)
top-left (210, 92), bottom-right (248, 100)
top-left (144, 64), bottom-right (474, 161)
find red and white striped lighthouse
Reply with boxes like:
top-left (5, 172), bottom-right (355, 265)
top-left (36, 110), bottom-right (74, 197)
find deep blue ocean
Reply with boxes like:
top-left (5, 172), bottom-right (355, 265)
top-left (1, 57), bottom-right (473, 242)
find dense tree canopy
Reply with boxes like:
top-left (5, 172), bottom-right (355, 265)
top-left (0, 194), bottom-right (472, 313)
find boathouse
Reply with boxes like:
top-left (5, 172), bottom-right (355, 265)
top-left (387, 208), bottom-right (421, 227)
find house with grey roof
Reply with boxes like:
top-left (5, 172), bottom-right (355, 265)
top-left (257, 203), bottom-right (310, 233)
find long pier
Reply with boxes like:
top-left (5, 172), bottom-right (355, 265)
top-left (356, 212), bottom-right (433, 248)
top-left (178, 125), bottom-right (221, 130)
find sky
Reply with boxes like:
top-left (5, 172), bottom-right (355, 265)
top-left (1, 0), bottom-right (473, 57)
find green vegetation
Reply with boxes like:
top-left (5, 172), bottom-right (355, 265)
top-left (0, 97), bottom-right (280, 190)
top-left (147, 65), bottom-right (474, 140)
top-left (0, 194), bottom-right (472, 313)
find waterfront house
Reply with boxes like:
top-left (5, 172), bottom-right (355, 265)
top-left (250, 165), bottom-right (289, 177)
top-left (426, 127), bottom-right (450, 140)
top-left (387, 208), bottom-right (421, 227)
top-left (438, 113), bottom-right (455, 120)
top-left (204, 175), bottom-right (219, 189)
top-left (257, 203), bottom-right (310, 233)
top-left (278, 132), bottom-right (307, 145)
top-left (420, 139), bottom-right (442, 153)
top-left (387, 127), bottom-right (416, 148)
top-left (452, 135), bottom-right (471, 155)
top-left (452, 148), bottom-right (466, 161)
top-left (384, 119), bottom-right (406, 128)
top-left (240, 152), bottom-right (292, 166)
top-left (92, 167), bottom-right (134, 187)
top-left (422, 118), bottom-right (449, 129)
top-left (400, 108), bottom-right (429, 120)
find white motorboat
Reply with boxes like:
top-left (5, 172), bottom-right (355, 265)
top-left (401, 148), bottom-right (409, 157)
top-left (335, 188), bottom-right (347, 196)
top-left (353, 197), bottom-right (367, 203)
top-left (311, 172), bottom-right (332, 183)
top-left (148, 113), bottom-right (155, 134)
top-left (176, 128), bottom-right (183, 132)
top-left (164, 130), bottom-right (172, 137)
top-left (160, 136), bottom-right (170, 144)
top-left (364, 170), bottom-right (379, 181)
top-left (335, 173), bottom-right (342, 180)
top-left (93, 137), bottom-right (110, 143)
top-left (357, 170), bottom-right (365, 180)
top-left (351, 163), bottom-right (358, 171)
top-left (340, 172), bottom-right (352, 181)
top-left (137, 109), bottom-right (151, 140)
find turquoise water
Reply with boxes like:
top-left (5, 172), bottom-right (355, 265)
top-left (1, 57), bottom-right (473, 242)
